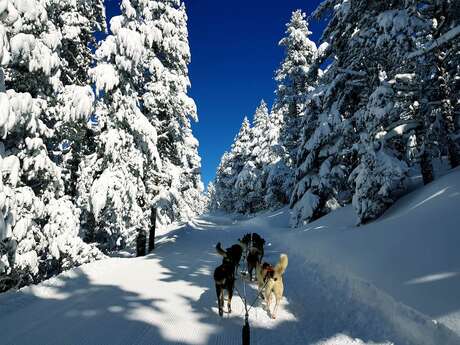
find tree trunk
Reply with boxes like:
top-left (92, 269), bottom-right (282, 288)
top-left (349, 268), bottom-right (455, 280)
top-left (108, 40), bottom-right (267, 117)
top-left (148, 207), bottom-right (156, 252)
top-left (415, 113), bottom-right (434, 185)
top-left (420, 149), bottom-right (434, 185)
top-left (136, 229), bottom-right (147, 257)
top-left (417, 59), bottom-right (435, 185)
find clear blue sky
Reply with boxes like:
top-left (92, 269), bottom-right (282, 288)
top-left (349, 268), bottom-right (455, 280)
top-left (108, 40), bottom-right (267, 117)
top-left (102, 0), bottom-right (325, 187)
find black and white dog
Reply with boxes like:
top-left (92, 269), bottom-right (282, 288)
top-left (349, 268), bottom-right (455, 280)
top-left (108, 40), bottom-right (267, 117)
top-left (213, 242), bottom-right (244, 316)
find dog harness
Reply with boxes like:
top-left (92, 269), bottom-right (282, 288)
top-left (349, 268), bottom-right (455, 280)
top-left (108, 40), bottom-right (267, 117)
top-left (263, 266), bottom-right (275, 283)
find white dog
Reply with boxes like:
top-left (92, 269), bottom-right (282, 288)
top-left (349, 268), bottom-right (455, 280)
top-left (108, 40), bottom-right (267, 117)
top-left (256, 254), bottom-right (288, 319)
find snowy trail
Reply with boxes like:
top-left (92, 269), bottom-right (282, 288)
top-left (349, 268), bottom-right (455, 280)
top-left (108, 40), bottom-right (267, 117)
top-left (0, 216), bottom-right (456, 345)
top-left (1, 170), bottom-right (460, 344)
top-left (0, 220), bottom-right (302, 345)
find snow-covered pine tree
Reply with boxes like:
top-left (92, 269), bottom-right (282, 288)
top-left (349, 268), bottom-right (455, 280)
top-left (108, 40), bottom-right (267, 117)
top-left (213, 151), bottom-right (234, 212)
top-left (290, 1), bottom-right (361, 226)
top-left (274, 10), bottom-right (317, 167)
top-left (141, 0), bottom-right (205, 225)
top-left (205, 182), bottom-right (218, 211)
top-left (291, 1), bottom-right (425, 225)
top-left (374, 1), bottom-right (460, 188)
top-left (263, 107), bottom-right (292, 208)
top-left (214, 118), bottom-right (253, 212)
top-left (252, 100), bottom-right (270, 137)
top-left (85, 0), bottom-right (163, 250)
top-left (249, 100), bottom-right (292, 210)
top-left (385, 3), bottom-right (446, 186)
top-left (219, 32), bottom-right (325, 213)
top-left (349, 81), bottom-right (409, 224)
top-left (87, 0), bottom-right (203, 250)
top-left (0, 0), bottom-right (102, 291)
top-left (348, 5), bottom-right (431, 223)
top-left (349, 145), bottom-right (408, 224)
top-left (233, 100), bottom-right (274, 212)
top-left (47, 0), bottom-right (105, 86)
top-left (412, 0), bottom-right (460, 171)
top-left (289, 80), bottom-right (339, 227)
top-left (213, 100), bottom-right (290, 213)
top-left (390, 67), bottom-right (436, 185)
top-left (46, 0), bottom-right (106, 196)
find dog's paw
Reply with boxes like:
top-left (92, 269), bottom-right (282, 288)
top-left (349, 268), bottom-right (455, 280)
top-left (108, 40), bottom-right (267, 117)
top-left (218, 308), bottom-right (223, 317)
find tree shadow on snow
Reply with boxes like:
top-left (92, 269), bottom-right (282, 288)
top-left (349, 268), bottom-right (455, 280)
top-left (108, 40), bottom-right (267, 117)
top-left (0, 269), bottom-right (184, 345)
top-left (1, 214), bottom-right (459, 345)
top-left (147, 220), bottom-right (460, 345)
top-left (146, 223), bottom-right (305, 345)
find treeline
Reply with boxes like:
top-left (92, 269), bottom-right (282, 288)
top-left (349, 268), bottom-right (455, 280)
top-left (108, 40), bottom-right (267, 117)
top-left (0, 0), bottom-right (204, 291)
top-left (211, 1), bottom-right (460, 227)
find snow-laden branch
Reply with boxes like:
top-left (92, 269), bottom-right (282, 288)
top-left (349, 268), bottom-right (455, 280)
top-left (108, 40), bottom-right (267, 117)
top-left (407, 25), bottom-right (460, 59)
top-left (337, 68), bottom-right (367, 77)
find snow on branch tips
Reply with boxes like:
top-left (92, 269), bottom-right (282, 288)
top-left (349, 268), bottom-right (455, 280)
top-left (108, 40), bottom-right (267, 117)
top-left (407, 25), bottom-right (460, 59)
top-left (91, 63), bottom-right (119, 94)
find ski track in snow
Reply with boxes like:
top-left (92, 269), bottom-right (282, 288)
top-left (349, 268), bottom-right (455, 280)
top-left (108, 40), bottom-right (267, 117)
top-left (1, 170), bottom-right (460, 345)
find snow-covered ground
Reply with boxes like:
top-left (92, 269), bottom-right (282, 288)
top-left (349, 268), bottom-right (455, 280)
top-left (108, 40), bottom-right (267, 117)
top-left (0, 169), bottom-right (459, 345)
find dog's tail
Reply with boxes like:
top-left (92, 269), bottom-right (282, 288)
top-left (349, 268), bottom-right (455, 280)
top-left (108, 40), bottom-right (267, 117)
top-left (274, 254), bottom-right (288, 276)
top-left (216, 242), bottom-right (227, 258)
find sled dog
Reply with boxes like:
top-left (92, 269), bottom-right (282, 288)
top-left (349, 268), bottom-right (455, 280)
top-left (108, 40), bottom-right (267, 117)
top-left (256, 254), bottom-right (288, 319)
top-left (239, 233), bottom-right (265, 281)
top-left (213, 242), bottom-right (243, 316)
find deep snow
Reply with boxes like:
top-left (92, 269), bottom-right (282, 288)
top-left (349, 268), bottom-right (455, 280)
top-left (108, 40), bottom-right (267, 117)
top-left (0, 169), bottom-right (459, 344)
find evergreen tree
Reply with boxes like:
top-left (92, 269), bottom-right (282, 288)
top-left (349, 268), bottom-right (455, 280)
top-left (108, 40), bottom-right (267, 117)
top-left (0, 0), bottom-right (102, 291)
top-left (86, 0), bottom-right (162, 250)
top-left (47, 0), bottom-right (106, 85)
top-left (86, 0), bottom-right (203, 249)
top-left (213, 100), bottom-right (292, 213)
top-left (214, 118), bottom-right (253, 212)
top-left (213, 151), bottom-right (234, 212)
top-left (141, 0), bottom-right (205, 225)
top-left (291, 1), bottom-right (418, 225)
top-left (205, 182), bottom-right (218, 211)
top-left (414, 0), bottom-right (460, 171)
top-left (234, 101), bottom-right (270, 212)
top-left (274, 10), bottom-right (317, 166)
top-left (46, 0), bottom-right (106, 196)
top-left (251, 100), bottom-right (292, 209)
top-left (349, 145), bottom-right (408, 225)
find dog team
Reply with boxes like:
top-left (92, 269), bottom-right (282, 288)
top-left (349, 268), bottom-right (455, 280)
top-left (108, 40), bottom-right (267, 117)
top-left (213, 233), bottom-right (288, 319)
